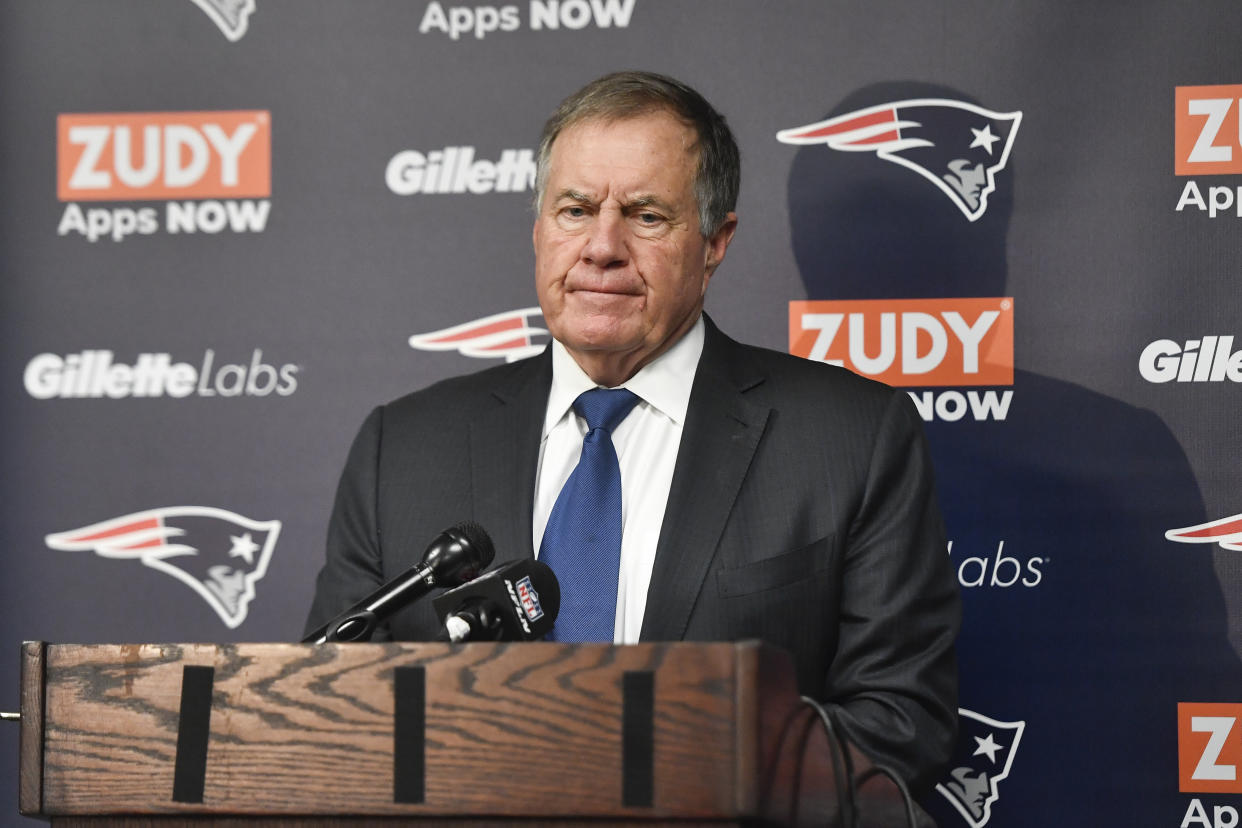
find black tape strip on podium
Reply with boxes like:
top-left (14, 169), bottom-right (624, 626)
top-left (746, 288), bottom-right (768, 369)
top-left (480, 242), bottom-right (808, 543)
top-left (172, 665), bottom-right (215, 803)
top-left (393, 666), bottom-right (427, 803)
top-left (622, 670), bottom-right (654, 807)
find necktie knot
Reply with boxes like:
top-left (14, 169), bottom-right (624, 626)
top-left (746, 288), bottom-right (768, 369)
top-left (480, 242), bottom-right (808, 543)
top-left (573, 387), bottom-right (640, 434)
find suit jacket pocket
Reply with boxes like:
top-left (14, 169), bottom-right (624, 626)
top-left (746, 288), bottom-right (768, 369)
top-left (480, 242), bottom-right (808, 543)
top-left (715, 535), bottom-right (834, 598)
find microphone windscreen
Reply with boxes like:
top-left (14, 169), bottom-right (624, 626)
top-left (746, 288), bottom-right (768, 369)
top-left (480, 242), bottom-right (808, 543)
top-left (451, 521), bottom-right (496, 566)
top-left (433, 559), bottom-right (560, 641)
top-left (425, 521), bottom-right (497, 585)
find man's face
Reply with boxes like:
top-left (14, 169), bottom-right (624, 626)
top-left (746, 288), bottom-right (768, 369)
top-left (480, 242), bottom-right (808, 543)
top-left (533, 110), bottom-right (736, 385)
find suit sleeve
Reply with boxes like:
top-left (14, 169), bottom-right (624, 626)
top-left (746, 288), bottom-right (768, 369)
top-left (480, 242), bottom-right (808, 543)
top-left (824, 389), bottom-right (960, 795)
top-left (303, 406), bottom-right (393, 640)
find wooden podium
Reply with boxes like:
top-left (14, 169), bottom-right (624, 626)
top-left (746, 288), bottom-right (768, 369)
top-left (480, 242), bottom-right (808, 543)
top-left (19, 641), bottom-right (913, 826)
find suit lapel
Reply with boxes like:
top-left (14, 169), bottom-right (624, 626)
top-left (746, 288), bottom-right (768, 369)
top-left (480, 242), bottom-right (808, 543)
top-left (640, 319), bottom-right (771, 641)
top-left (468, 352), bottom-right (551, 566)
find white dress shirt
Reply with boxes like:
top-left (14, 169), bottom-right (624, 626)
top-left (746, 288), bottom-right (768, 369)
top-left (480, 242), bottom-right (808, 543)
top-left (533, 316), bottom-right (704, 643)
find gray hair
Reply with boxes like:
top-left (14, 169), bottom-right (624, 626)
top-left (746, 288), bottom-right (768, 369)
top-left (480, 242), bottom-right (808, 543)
top-left (534, 70), bottom-right (740, 238)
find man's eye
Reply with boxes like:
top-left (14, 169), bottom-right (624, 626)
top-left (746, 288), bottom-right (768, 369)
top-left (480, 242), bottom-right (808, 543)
top-left (561, 206), bottom-right (588, 219)
top-left (636, 212), bottom-right (662, 224)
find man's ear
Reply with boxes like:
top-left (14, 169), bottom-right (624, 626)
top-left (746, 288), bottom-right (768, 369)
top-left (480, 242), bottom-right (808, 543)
top-left (705, 212), bottom-right (738, 275)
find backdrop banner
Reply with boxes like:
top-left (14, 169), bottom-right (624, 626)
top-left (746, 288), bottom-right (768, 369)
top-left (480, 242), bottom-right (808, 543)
top-left (3, 3), bottom-right (1241, 826)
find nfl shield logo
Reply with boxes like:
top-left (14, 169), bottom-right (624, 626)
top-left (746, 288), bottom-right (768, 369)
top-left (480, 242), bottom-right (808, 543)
top-left (515, 575), bottom-right (544, 622)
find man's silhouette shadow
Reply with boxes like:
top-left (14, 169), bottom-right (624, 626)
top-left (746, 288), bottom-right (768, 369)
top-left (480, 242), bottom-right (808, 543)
top-left (787, 81), bottom-right (1241, 827)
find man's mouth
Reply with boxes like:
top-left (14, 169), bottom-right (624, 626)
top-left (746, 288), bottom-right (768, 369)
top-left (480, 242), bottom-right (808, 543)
top-left (566, 280), bottom-right (643, 298)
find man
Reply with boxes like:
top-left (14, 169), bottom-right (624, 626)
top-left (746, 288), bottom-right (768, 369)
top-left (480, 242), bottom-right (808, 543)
top-left (306, 70), bottom-right (959, 795)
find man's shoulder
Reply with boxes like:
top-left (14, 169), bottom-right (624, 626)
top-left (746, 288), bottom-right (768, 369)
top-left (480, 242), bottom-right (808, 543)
top-left (705, 319), bottom-right (899, 409)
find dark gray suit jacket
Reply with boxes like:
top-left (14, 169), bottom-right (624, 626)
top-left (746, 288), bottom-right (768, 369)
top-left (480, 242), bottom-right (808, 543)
top-left (306, 316), bottom-right (960, 793)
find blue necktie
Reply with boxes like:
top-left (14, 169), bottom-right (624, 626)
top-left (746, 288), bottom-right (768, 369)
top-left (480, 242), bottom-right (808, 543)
top-left (540, 387), bottom-right (640, 642)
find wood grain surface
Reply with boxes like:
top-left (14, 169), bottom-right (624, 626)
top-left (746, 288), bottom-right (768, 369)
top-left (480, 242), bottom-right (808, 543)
top-left (19, 641), bottom-right (46, 815)
top-left (33, 642), bottom-right (770, 819)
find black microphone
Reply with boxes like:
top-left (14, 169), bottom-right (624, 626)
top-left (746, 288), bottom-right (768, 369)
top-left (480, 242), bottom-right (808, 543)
top-left (303, 521), bottom-right (495, 644)
top-left (432, 559), bottom-right (560, 642)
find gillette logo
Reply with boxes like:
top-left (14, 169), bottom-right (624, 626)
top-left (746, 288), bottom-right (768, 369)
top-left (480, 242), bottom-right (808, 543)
top-left (24, 349), bottom-right (298, 400)
top-left (386, 146), bottom-right (535, 195)
top-left (1139, 337), bottom-right (1242, 383)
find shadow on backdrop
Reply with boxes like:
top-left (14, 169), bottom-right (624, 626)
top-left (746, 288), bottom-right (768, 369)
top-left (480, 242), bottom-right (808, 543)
top-left (786, 81), bottom-right (1240, 828)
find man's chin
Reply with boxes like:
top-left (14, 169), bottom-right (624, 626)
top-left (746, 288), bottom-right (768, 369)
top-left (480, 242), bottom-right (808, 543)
top-left (552, 307), bottom-right (642, 344)
top-left (562, 328), bottom-right (645, 355)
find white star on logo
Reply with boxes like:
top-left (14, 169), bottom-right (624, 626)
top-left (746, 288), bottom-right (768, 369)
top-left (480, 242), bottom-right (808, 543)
top-left (229, 532), bottom-right (260, 565)
top-left (973, 732), bottom-right (1004, 763)
top-left (970, 124), bottom-right (1000, 155)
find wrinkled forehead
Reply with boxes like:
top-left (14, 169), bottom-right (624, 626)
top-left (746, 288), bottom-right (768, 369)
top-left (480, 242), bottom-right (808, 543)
top-left (543, 118), bottom-right (699, 210)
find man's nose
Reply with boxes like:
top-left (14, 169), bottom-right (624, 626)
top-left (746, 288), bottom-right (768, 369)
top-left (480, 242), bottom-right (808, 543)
top-left (579, 210), bottom-right (628, 268)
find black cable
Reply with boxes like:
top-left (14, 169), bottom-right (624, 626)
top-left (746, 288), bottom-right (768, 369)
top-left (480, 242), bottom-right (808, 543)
top-left (788, 699), bottom-right (818, 827)
top-left (801, 696), bottom-right (856, 828)
top-left (853, 763), bottom-right (918, 828)
top-left (761, 695), bottom-right (813, 820)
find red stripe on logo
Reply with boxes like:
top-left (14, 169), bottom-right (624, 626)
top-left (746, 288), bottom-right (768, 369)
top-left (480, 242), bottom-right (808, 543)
top-left (1177, 517), bottom-right (1242, 539)
top-left (72, 517), bottom-right (160, 543)
top-left (428, 317), bottom-right (524, 344)
top-left (794, 108), bottom-right (896, 139)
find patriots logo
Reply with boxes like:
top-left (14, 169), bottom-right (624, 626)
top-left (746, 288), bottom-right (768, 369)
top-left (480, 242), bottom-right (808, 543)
top-left (935, 708), bottom-right (1024, 827)
top-left (190, 0), bottom-right (256, 42)
top-left (408, 307), bottom-right (548, 362)
top-left (1167, 513), bottom-right (1242, 551)
top-left (777, 99), bottom-right (1021, 222)
top-left (46, 506), bottom-right (280, 628)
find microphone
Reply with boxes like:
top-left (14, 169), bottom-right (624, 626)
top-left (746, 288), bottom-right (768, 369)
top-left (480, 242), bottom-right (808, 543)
top-left (432, 559), bottom-right (560, 642)
top-left (303, 521), bottom-right (495, 644)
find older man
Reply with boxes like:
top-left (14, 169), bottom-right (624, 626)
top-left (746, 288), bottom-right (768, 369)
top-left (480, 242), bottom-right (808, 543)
top-left (306, 70), bottom-right (959, 794)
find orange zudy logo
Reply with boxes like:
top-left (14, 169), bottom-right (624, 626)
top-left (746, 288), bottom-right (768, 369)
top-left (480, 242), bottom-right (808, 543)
top-left (1179, 703), bottom-right (1242, 793)
top-left (1176, 85), bottom-right (1242, 176)
top-left (58, 110), bottom-right (270, 201)
top-left (790, 298), bottom-right (1014, 387)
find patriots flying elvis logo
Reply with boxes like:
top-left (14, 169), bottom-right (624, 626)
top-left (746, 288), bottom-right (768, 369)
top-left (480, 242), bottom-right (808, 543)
top-left (1167, 513), bottom-right (1242, 552)
top-left (935, 708), bottom-right (1025, 827)
top-left (190, 0), bottom-right (256, 42)
top-left (778, 99), bottom-right (1022, 222)
top-left (46, 506), bottom-right (280, 628)
top-left (409, 307), bottom-right (549, 362)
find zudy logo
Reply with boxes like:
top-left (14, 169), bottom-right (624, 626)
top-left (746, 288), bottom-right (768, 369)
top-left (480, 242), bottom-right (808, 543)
top-left (790, 298), bottom-right (1014, 386)
top-left (790, 298), bottom-right (1014, 421)
top-left (1176, 85), bottom-right (1242, 176)
top-left (418, 0), bottom-right (636, 40)
top-left (1175, 85), bottom-right (1242, 219)
top-left (58, 111), bottom-right (270, 201)
top-left (56, 110), bottom-right (272, 241)
top-left (1179, 703), bottom-right (1242, 794)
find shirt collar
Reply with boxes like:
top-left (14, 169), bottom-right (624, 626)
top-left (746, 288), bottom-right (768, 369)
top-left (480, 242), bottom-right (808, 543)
top-left (544, 315), bottom-right (705, 437)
